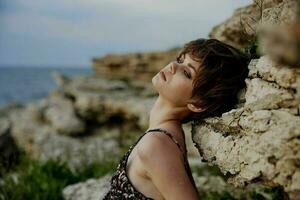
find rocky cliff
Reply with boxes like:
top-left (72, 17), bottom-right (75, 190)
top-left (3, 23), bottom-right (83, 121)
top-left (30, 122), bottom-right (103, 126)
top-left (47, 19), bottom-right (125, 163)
top-left (192, 0), bottom-right (300, 199)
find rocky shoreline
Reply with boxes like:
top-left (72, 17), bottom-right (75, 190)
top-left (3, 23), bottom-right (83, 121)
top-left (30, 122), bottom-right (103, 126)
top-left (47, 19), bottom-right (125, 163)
top-left (1, 0), bottom-right (300, 199)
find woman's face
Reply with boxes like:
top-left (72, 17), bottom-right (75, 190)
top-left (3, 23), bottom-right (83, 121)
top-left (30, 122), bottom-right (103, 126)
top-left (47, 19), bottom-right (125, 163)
top-left (152, 53), bottom-right (201, 107)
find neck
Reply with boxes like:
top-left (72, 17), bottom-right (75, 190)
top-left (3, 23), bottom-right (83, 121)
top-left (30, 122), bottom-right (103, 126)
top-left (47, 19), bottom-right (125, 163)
top-left (148, 96), bottom-right (191, 143)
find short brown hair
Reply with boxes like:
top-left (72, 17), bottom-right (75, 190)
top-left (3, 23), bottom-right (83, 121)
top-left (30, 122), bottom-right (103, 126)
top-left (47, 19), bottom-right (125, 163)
top-left (177, 38), bottom-right (250, 123)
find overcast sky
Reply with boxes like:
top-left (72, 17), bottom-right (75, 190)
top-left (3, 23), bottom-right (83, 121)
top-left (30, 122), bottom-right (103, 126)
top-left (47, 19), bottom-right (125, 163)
top-left (0, 0), bottom-right (252, 68)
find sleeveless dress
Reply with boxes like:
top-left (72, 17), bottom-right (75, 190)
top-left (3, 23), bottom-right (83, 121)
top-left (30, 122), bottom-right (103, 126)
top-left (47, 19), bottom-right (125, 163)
top-left (103, 128), bottom-right (197, 200)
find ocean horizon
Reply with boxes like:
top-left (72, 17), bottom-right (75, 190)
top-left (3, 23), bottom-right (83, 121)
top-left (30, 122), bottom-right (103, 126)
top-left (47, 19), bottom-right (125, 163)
top-left (0, 66), bottom-right (93, 107)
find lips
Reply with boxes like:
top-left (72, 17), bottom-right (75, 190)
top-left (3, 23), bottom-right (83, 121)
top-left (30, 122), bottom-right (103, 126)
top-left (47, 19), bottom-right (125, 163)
top-left (159, 71), bottom-right (166, 81)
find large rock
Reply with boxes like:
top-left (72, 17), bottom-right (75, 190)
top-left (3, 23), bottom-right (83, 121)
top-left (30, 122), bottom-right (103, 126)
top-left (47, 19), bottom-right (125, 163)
top-left (192, 55), bottom-right (300, 199)
top-left (248, 56), bottom-right (300, 89)
top-left (43, 96), bottom-right (86, 136)
top-left (63, 174), bottom-right (112, 200)
top-left (8, 104), bottom-right (121, 171)
top-left (209, 0), bottom-right (297, 48)
top-left (53, 75), bottom-right (156, 130)
top-left (244, 77), bottom-right (295, 110)
top-left (246, 56), bottom-right (300, 109)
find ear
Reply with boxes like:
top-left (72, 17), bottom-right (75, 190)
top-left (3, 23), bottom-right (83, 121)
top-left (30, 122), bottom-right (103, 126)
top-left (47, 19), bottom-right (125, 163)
top-left (187, 103), bottom-right (206, 113)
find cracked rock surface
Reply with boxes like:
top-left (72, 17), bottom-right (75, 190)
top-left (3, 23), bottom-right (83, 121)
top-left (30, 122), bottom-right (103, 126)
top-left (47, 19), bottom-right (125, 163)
top-left (192, 55), bottom-right (300, 199)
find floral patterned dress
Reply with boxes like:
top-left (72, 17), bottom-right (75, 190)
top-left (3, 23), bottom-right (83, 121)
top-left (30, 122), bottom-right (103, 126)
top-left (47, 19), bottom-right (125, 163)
top-left (103, 128), bottom-right (197, 200)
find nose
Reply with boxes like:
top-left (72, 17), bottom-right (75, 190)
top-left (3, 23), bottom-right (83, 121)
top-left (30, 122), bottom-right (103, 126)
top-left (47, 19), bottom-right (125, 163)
top-left (170, 62), bottom-right (177, 74)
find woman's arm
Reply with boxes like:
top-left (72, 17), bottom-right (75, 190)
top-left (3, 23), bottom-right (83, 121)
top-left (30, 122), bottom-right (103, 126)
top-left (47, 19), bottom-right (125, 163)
top-left (137, 132), bottom-right (200, 200)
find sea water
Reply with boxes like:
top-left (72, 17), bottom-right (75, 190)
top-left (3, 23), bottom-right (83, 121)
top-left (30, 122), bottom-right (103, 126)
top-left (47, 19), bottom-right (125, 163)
top-left (0, 67), bottom-right (92, 107)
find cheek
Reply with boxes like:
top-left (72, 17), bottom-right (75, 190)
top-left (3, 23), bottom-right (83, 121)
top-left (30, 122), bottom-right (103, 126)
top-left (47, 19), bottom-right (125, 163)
top-left (170, 80), bottom-right (193, 100)
top-left (173, 79), bottom-right (191, 92)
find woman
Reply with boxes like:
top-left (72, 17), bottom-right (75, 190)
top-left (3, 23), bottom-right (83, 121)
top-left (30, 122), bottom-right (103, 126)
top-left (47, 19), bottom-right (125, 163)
top-left (103, 38), bottom-right (250, 200)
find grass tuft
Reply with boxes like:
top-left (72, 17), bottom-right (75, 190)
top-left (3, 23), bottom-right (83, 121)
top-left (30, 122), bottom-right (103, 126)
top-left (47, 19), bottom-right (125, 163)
top-left (0, 152), bottom-right (118, 200)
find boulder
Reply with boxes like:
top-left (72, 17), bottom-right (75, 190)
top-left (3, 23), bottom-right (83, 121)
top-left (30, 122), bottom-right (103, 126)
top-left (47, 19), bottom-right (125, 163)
top-left (192, 55), bottom-right (300, 199)
top-left (63, 174), bottom-right (112, 200)
top-left (8, 104), bottom-right (121, 171)
top-left (43, 96), bottom-right (85, 136)
top-left (53, 75), bottom-right (156, 130)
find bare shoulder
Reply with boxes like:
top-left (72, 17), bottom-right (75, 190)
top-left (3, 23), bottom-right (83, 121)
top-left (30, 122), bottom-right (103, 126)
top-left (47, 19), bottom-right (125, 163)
top-left (137, 131), bottom-right (183, 164)
top-left (136, 131), bottom-right (200, 200)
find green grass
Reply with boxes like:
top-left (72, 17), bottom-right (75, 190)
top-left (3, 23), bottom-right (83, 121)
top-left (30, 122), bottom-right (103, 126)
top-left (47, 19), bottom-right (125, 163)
top-left (201, 191), bottom-right (237, 200)
top-left (263, 186), bottom-right (287, 200)
top-left (0, 151), bottom-right (288, 200)
top-left (200, 186), bottom-right (287, 200)
top-left (0, 152), bottom-right (118, 200)
top-left (191, 164), bottom-right (225, 177)
top-left (2, 153), bottom-right (236, 200)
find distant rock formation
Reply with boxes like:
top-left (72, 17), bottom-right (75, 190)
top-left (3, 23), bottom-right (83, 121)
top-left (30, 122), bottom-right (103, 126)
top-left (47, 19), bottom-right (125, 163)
top-left (1, 74), bottom-right (159, 171)
top-left (92, 48), bottom-right (179, 81)
top-left (91, 0), bottom-right (298, 80)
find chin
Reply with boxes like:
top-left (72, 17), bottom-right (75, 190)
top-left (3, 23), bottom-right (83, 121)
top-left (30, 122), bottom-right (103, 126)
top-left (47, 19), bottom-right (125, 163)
top-left (151, 82), bottom-right (158, 92)
top-left (151, 75), bottom-right (158, 87)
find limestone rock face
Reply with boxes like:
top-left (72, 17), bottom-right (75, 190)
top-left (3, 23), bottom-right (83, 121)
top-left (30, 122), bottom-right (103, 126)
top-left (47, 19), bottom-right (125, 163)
top-left (248, 56), bottom-right (300, 88)
top-left (192, 55), bottom-right (300, 199)
top-left (92, 49), bottom-right (179, 81)
top-left (246, 56), bottom-right (300, 111)
top-left (260, 0), bottom-right (298, 26)
top-left (209, 0), bottom-right (297, 48)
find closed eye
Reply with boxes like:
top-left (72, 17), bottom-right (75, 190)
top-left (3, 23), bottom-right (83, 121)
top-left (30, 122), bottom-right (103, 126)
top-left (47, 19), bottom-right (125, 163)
top-left (184, 70), bottom-right (192, 79)
top-left (176, 58), bottom-right (192, 79)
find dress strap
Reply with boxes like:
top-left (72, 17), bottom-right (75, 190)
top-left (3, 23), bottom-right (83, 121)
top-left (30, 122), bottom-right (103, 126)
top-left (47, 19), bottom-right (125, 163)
top-left (146, 128), bottom-right (187, 157)
top-left (145, 128), bottom-right (196, 190)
